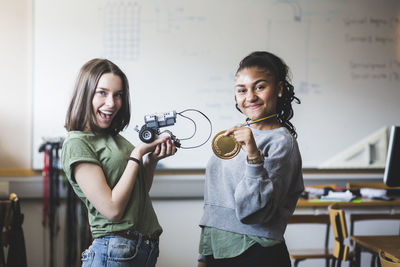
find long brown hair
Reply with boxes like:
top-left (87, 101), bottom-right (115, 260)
top-left (65, 58), bottom-right (130, 135)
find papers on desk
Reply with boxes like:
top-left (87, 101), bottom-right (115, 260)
top-left (360, 188), bottom-right (387, 198)
top-left (320, 190), bottom-right (356, 202)
top-left (304, 187), bottom-right (325, 197)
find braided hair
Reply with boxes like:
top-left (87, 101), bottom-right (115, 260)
top-left (236, 51), bottom-right (301, 138)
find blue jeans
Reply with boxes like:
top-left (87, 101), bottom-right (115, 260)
top-left (81, 234), bottom-right (159, 267)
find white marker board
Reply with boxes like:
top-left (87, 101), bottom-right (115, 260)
top-left (33, 0), bottom-right (400, 169)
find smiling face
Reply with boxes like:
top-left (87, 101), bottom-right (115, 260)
top-left (235, 67), bottom-right (283, 126)
top-left (91, 73), bottom-right (123, 130)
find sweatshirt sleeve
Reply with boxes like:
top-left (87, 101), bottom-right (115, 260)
top-left (233, 135), bottom-right (298, 224)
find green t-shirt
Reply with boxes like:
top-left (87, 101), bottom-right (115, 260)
top-left (61, 131), bottom-right (162, 238)
top-left (199, 227), bottom-right (280, 259)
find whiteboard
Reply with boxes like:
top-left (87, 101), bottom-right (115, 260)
top-left (32, 0), bottom-right (400, 170)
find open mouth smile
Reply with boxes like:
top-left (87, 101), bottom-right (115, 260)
top-left (98, 110), bottom-right (114, 122)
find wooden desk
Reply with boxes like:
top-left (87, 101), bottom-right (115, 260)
top-left (297, 198), bottom-right (400, 208)
top-left (350, 235), bottom-right (400, 266)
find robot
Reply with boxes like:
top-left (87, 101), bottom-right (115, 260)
top-left (136, 111), bottom-right (181, 147)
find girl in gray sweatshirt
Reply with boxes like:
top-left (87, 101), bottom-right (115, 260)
top-left (198, 51), bottom-right (304, 267)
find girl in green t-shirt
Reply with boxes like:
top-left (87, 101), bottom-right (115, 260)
top-left (62, 58), bottom-right (176, 267)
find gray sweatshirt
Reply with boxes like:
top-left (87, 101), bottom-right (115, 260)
top-left (199, 127), bottom-right (304, 241)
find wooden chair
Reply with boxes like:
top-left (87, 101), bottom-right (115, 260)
top-left (346, 182), bottom-right (400, 266)
top-left (0, 193), bottom-right (27, 267)
top-left (287, 214), bottom-right (334, 267)
top-left (349, 213), bottom-right (400, 267)
top-left (328, 204), bottom-right (355, 267)
top-left (380, 251), bottom-right (400, 267)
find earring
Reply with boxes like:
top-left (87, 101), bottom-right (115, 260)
top-left (278, 94), bottom-right (282, 98)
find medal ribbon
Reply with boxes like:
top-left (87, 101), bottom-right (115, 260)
top-left (242, 113), bottom-right (277, 127)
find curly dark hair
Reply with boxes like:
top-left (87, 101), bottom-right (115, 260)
top-left (236, 51), bottom-right (301, 138)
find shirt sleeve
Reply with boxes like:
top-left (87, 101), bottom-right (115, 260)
top-left (61, 137), bottom-right (101, 182)
top-left (233, 135), bottom-right (301, 224)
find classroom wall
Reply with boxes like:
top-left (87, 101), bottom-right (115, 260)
top-left (0, 0), bottom-right (32, 170)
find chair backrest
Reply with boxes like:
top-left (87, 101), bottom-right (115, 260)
top-left (0, 198), bottom-right (13, 246)
top-left (288, 214), bottom-right (331, 248)
top-left (380, 251), bottom-right (400, 267)
top-left (0, 193), bottom-right (27, 267)
top-left (328, 204), bottom-right (350, 262)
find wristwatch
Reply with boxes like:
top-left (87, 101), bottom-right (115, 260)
top-left (246, 149), bottom-right (264, 164)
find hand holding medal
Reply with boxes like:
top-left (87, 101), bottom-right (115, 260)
top-left (212, 114), bottom-right (277, 159)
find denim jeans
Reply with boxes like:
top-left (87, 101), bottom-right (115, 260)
top-left (81, 233), bottom-right (159, 267)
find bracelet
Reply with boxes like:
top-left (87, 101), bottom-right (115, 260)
top-left (129, 157), bottom-right (140, 165)
top-left (246, 150), bottom-right (264, 165)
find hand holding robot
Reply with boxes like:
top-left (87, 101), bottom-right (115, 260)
top-left (135, 109), bottom-right (212, 149)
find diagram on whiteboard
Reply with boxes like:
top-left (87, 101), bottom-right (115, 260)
top-left (103, 1), bottom-right (141, 60)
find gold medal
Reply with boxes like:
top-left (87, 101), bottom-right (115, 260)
top-left (212, 130), bottom-right (241, 159)
top-left (211, 114), bottom-right (277, 159)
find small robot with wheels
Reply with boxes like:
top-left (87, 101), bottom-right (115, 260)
top-left (136, 111), bottom-right (181, 147)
